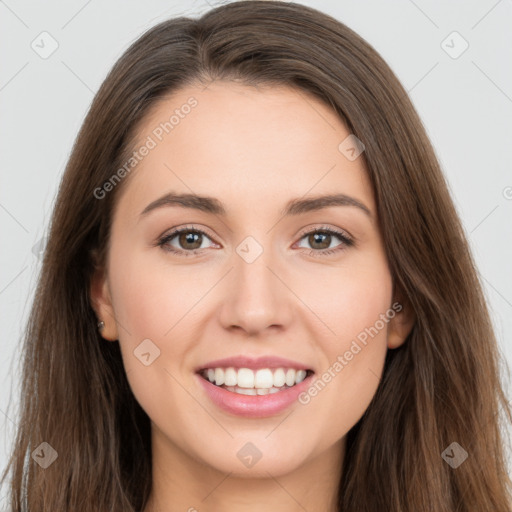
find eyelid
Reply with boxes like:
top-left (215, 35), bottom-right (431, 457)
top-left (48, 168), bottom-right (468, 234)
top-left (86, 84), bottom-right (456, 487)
top-left (292, 224), bottom-right (354, 257)
top-left (156, 223), bottom-right (354, 256)
top-left (294, 224), bottom-right (353, 244)
top-left (156, 224), bottom-right (219, 250)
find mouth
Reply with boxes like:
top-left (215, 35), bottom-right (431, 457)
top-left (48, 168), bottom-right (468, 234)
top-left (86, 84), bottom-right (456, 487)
top-left (197, 367), bottom-right (315, 396)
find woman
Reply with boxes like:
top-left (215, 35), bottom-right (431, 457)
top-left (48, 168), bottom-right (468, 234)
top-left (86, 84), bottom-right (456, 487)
top-left (2, 1), bottom-right (511, 510)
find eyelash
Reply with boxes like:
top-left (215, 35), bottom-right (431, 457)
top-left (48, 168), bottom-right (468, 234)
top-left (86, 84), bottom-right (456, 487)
top-left (156, 224), bottom-right (354, 258)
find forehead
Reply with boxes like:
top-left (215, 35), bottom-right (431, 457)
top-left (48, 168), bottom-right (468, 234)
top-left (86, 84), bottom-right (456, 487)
top-left (116, 81), bottom-right (374, 219)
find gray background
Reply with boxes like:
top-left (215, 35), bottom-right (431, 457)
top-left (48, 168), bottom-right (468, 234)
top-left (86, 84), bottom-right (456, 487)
top-left (1, 0), bottom-right (511, 500)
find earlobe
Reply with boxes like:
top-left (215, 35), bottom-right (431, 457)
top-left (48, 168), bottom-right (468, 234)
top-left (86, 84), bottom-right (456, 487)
top-left (90, 268), bottom-right (119, 341)
top-left (387, 293), bottom-right (416, 350)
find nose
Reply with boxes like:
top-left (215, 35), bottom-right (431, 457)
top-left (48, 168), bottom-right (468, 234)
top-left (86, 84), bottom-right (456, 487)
top-left (218, 244), bottom-right (294, 336)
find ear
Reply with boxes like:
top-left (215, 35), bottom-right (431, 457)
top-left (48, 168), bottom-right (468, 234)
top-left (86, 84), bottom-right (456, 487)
top-left (90, 265), bottom-right (119, 342)
top-left (387, 286), bottom-right (415, 349)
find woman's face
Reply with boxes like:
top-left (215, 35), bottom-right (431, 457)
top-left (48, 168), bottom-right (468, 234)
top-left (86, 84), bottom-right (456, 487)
top-left (92, 81), bottom-right (410, 478)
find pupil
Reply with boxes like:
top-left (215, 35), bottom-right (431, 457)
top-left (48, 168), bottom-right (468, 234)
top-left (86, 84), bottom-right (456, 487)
top-left (180, 232), bottom-right (202, 249)
top-left (311, 232), bottom-right (330, 249)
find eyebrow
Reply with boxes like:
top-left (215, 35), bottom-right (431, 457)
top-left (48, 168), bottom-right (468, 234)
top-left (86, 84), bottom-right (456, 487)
top-left (139, 192), bottom-right (372, 219)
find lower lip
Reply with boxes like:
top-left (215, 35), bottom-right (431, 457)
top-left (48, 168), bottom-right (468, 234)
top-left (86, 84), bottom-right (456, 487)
top-left (196, 373), bottom-right (314, 418)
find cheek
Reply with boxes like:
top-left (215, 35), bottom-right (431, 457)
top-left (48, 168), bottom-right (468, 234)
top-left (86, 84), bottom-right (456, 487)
top-left (294, 260), bottom-right (392, 436)
top-left (324, 261), bottom-right (392, 382)
top-left (108, 244), bottom-right (204, 341)
top-left (295, 255), bottom-right (392, 343)
top-left (107, 247), bottom-right (196, 428)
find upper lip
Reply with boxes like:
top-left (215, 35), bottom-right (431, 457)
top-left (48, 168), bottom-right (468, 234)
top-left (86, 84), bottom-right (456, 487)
top-left (195, 355), bottom-right (314, 372)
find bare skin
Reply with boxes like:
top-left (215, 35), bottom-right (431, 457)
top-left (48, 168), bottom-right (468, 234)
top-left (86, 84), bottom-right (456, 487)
top-left (91, 81), bottom-right (415, 512)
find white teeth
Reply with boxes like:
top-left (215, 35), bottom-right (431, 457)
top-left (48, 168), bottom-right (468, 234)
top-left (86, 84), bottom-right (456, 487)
top-left (214, 368), bottom-right (224, 386)
top-left (254, 369), bottom-right (273, 388)
top-left (273, 368), bottom-right (286, 387)
top-left (285, 368), bottom-right (296, 387)
top-left (295, 369), bottom-right (307, 384)
top-left (224, 367), bottom-right (237, 386)
top-left (237, 368), bottom-right (254, 388)
top-left (225, 385), bottom-right (286, 396)
top-left (202, 366), bottom-right (311, 390)
top-left (235, 387), bottom-right (257, 395)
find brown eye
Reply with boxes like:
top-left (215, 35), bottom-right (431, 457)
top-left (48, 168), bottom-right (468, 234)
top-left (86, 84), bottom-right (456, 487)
top-left (177, 231), bottom-right (203, 250)
top-left (307, 232), bottom-right (332, 250)
top-left (295, 227), bottom-right (354, 257)
top-left (301, 228), bottom-right (353, 251)
top-left (158, 227), bottom-right (216, 255)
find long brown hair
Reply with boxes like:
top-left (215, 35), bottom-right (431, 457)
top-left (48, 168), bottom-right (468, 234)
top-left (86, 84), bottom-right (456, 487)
top-left (2, 1), bottom-right (511, 510)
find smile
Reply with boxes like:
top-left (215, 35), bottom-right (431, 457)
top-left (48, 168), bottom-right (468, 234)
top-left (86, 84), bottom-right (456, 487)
top-left (199, 367), bottom-right (314, 396)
